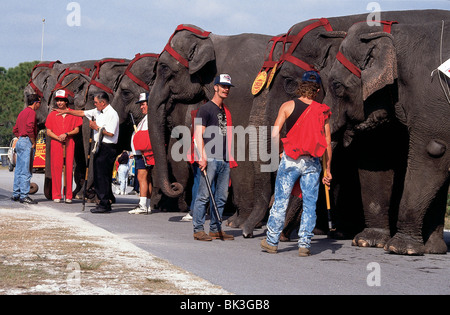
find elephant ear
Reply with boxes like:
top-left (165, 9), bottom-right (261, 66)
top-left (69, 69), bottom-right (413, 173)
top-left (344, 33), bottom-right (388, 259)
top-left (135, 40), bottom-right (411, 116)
top-left (187, 34), bottom-right (215, 75)
top-left (360, 32), bottom-right (397, 101)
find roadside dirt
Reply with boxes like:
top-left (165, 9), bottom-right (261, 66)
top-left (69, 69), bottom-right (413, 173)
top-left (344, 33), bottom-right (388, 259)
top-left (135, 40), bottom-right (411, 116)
top-left (0, 206), bottom-right (231, 295)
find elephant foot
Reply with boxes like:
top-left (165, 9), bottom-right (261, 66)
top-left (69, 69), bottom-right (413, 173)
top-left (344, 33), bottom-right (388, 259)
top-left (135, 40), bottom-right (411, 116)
top-left (384, 233), bottom-right (425, 256)
top-left (226, 215), bottom-right (246, 228)
top-left (352, 228), bottom-right (391, 248)
top-left (424, 230), bottom-right (448, 254)
top-left (242, 223), bottom-right (255, 238)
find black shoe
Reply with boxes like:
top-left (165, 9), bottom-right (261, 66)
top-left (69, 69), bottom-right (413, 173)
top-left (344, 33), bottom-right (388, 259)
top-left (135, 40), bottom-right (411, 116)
top-left (19, 197), bottom-right (38, 204)
top-left (11, 196), bottom-right (19, 202)
top-left (90, 206), bottom-right (111, 214)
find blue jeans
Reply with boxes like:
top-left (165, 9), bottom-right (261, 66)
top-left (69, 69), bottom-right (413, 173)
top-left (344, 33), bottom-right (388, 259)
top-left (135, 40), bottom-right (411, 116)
top-left (266, 153), bottom-right (321, 248)
top-left (190, 163), bottom-right (215, 215)
top-left (13, 137), bottom-right (33, 199)
top-left (193, 159), bottom-right (230, 233)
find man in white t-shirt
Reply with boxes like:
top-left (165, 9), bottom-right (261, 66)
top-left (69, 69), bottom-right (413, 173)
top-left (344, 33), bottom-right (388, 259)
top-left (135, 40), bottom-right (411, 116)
top-left (57, 91), bottom-right (120, 213)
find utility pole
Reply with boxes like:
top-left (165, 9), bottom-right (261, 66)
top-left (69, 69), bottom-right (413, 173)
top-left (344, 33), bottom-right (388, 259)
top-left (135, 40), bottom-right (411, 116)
top-left (40, 18), bottom-right (45, 61)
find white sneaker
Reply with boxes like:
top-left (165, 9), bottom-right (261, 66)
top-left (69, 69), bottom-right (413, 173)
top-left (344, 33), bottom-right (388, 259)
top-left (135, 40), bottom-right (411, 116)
top-left (53, 199), bottom-right (61, 203)
top-left (181, 213), bottom-right (193, 222)
top-left (65, 199), bottom-right (72, 204)
top-left (128, 205), bottom-right (148, 214)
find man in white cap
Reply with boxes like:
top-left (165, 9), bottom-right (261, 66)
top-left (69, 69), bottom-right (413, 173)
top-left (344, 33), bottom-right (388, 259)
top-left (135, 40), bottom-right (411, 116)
top-left (129, 92), bottom-right (154, 214)
top-left (192, 74), bottom-right (238, 241)
top-left (46, 89), bottom-right (82, 203)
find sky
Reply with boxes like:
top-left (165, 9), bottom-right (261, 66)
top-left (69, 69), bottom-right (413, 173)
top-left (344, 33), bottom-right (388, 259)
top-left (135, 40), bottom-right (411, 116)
top-left (1, 0), bottom-right (449, 69)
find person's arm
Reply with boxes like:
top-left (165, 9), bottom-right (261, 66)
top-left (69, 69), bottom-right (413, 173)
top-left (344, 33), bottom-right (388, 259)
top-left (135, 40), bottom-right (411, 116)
top-left (55, 108), bottom-right (85, 117)
top-left (322, 118), bottom-right (332, 187)
top-left (272, 100), bottom-right (294, 156)
top-left (194, 124), bottom-right (207, 171)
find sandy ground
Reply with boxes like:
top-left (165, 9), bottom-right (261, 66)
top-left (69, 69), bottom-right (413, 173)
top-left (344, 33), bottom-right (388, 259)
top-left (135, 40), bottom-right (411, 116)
top-left (0, 205), bottom-right (231, 295)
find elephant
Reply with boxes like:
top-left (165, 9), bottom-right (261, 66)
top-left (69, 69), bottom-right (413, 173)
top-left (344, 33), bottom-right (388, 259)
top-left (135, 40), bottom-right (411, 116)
top-left (76, 58), bottom-right (132, 199)
top-left (24, 60), bottom-right (97, 199)
top-left (147, 24), bottom-right (273, 221)
top-left (324, 18), bottom-right (450, 255)
top-left (246, 10), bottom-right (450, 239)
top-left (110, 52), bottom-right (183, 210)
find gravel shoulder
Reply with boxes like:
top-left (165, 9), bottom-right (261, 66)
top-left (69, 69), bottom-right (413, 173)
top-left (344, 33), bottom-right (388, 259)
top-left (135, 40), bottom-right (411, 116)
top-left (0, 205), bottom-right (230, 295)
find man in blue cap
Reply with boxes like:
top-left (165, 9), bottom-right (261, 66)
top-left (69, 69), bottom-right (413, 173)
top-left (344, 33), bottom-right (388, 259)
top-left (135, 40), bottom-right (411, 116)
top-left (261, 70), bottom-right (332, 256)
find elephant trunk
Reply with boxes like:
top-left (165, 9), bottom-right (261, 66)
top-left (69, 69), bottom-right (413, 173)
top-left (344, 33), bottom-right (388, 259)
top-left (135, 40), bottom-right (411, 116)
top-left (148, 98), bottom-right (184, 198)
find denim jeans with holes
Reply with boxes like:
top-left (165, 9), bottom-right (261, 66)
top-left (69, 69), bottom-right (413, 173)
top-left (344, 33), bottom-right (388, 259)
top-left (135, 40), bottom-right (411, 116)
top-left (266, 153), bottom-right (321, 248)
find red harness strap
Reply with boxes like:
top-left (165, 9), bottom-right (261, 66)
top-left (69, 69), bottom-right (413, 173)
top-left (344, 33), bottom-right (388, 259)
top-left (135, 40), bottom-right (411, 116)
top-left (337, 21), bottom-right (397, 78)
top-left (260, 34), bottom-right (287, 73)
top-left (161, 25), bottom-right (211, 68)
top-left (87, 59), bottom-right (127, 95)
top-left (336, 51), bottom-right (362, 78)
top-left (279, 18), bottom-right (334, 71)
top-left (52, 67), bottom-right (91, 97)
top-left (124, 53), bottom-right (159, 91)
top-left (28, 61), bottom-right (61, 97)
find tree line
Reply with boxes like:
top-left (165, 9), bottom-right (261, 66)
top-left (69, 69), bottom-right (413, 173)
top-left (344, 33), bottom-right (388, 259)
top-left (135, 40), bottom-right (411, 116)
top-left (0, 61), bottom-right (39, 146)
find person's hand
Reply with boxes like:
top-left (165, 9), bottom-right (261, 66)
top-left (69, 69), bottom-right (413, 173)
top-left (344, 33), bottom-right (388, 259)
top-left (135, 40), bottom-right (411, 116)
top-left (89, 120), bottom-right (99, 131)
top-left (58, 133), bottom-right (68, 142)
top-left (198, 159), bottom-right (207, 172)
top-left (322, 170), bottom-right (332, 188)
top-left (55, 108), bottom-right (66, 116)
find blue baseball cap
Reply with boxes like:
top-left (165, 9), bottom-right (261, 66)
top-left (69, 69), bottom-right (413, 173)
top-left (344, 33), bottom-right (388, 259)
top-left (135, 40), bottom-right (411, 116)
top-left (302, 71), bottom-right (321, 85)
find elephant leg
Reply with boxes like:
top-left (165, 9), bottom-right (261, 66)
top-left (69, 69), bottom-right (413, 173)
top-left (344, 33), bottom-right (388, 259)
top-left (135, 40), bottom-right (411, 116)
top-left (44, 136), bottom-right (52, 200)
top-left (225, 163), bottom-right (254, 228)
top-left (281, 196), bottom-right (303, 241)
top-left (385, 166), bottom-right (448, 255)
top-left (240, 169), bottom-right (273, 238)
top-left (352, 169), bottom-right (393, 248)
top-left (422, 178), bottom-right (449, 254)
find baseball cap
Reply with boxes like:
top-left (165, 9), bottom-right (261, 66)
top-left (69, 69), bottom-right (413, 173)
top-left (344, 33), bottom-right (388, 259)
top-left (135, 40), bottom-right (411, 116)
top-left (136, 92), bottom-right (149, 104)
top-left (55, 89), bottom-right (69, 100)
top-left (302, 71), bottom-right (321, 85)
top-left (214, 74), bottom-right (234, 87)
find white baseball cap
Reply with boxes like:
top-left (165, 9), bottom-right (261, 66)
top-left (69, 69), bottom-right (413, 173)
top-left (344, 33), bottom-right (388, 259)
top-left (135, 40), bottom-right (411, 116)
top-left (214, 74), bottom-right (234, 87)
top-left (55, 89), bottom-right (69, 100)
top-left (136, 92), bottom-right (149, 104)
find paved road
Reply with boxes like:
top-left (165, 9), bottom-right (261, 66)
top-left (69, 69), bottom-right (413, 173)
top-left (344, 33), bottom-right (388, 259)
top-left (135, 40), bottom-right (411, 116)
top-left (0, 169), bottom-right (449, 295)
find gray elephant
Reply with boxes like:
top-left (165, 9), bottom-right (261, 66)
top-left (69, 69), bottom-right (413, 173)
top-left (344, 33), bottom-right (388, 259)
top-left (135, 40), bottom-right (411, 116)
top-left (25, 60), bottom-right (63, 128)
top-left (324, 19), bottom-right (450, 255)
top-left (110, 52), bottom-right (188, 211)
top-left (25, 60), bottom-right (97, 199)
top-left (76, 58), bottom-right (131, 199)
top-left (147, 24), bottom-right (273, 219)
top-left (246, 10), bottom-right (450, 239)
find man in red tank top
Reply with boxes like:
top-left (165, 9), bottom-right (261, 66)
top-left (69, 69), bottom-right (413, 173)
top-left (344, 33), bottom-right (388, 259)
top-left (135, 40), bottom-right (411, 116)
top-left (261, 71), bottom-right (332, 256)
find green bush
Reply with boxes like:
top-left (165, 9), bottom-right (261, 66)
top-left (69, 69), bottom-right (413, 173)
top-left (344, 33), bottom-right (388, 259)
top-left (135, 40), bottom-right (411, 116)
top-left (0, 61), bottom-right (39, 146)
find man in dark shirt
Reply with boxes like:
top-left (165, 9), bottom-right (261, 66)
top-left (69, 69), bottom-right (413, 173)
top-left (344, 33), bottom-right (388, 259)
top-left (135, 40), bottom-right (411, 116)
top-left (12, 94), bottom-right (41, 204)
top-left (192, 74), bottom-right (236, 241)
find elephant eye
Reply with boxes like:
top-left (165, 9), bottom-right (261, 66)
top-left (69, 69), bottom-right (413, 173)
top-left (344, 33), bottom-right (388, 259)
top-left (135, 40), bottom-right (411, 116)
top-left (121, 89), bottom-right (133, 102)
top-left (283, 77), bottom-right (298, 96)
top-left (332, 80), bottom-right (345, 98)
top-left (158, 63), bottom-right (172, 79)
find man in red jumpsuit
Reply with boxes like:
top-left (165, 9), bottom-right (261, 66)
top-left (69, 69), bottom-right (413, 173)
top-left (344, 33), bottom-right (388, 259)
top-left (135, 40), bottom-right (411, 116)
top-left (45, 89), bottom-right (83, 203)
